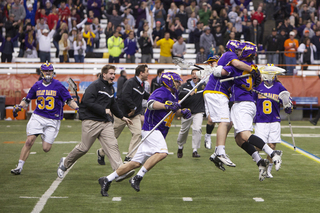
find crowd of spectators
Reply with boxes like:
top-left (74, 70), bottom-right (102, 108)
top-left (0, 0), bottom-right (319, 68)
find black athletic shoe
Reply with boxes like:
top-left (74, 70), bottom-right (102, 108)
top-left (310, 119), bottom-right (317, 126)
top-left (177, 148), bottom-right (183, 158)
top-left (129, 175), bottom-right (143, 192)
top-left (97, 149), bottom-right (105, 165)
top-left (98, 177), bottom-right (112, 197)
top-left (124, 157), bottom-right (132, 164)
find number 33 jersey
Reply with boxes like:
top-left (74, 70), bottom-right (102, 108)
top-left (142, 86), bottom-right (178, 138)
top-left (26, 79), bottom-right (72, 120)
top-left (254, 81), bottom-right (287, 123)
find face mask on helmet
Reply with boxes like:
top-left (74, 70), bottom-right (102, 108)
top-left (161, 71), bottom-right (183, 93)
top-left (262, 73), bottom-right (276, 86)
top-left (40, 63), bottom-right (54, 83)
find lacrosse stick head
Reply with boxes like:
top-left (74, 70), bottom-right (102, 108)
top-left (260, 64), bottom-right (286, 86)
top-left (161, 71), bottom-right (182, 93)
top-left (40, 62), bottom-right (54, 83)
top-left (279, 91), bottom-right (292, 108)
top-left (172, 57), bottom-right (193, 69)
top-left (68, 78), bottom-right (78, 91)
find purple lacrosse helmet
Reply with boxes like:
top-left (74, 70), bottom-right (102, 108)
top-left (226, 40), bottom-right (241, 52)
top-left (161, 71), bottom-right (183, 93)
top-left (238, 41), bottom-right (257, 59)
top-left (40, 62), bottom-right (54, 83)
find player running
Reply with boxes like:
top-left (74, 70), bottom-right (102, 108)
top-left (98, 71), bottom-right (192, 196)
top-left (10, 62), bottom-right (79, 175)
top-left (254, 64), bottom-right (293, 178)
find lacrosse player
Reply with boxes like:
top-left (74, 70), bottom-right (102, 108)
top-left (11, 62), bottom-right (79, 175)
top-left (176, 68), bottom-right (206, 158)
top-left (212, 42), bottom-right (283, 181)
top-left (254, 64), bottom-right (293, 178)
top-left (98, 71), bottom-right (192, 196)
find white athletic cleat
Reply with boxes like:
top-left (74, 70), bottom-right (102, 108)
top-left (204, 134), bottom-right (212, 149)
top-left (57, 157), bottom-right (67, 179)
top-left (217, 154), bottom-right (236, 167)
top-left (209, 153), bottom-right (225, 171)
top-left (257, 159), bottom-right (269, 181)
top-left (115, 170), bottom-right (135, 182)
top-left (271, 150), bottom-right (283, 171)
top-left (11, 166), bottom-right (22, 175)
top-left (266, 170), bottom-right (273, 178)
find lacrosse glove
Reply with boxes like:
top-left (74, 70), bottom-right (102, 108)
top-left (284, 105), bottom-right (293, 114)
top-left (13, 105), bottom-right (22, 118)
top-left (181, 108), bottom-right (192, 119)
top-left (250, 64), bottom-right (261, 86)
top-left (164, 101), bottom-right (181, 112)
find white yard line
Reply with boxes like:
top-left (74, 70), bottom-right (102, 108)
top-left (30, 162), bottom-right (76, 213)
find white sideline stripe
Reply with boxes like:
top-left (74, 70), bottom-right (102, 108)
top-left (281, 140), bottom-right (320, 164)
top-left (31, 162), bottom-right (76, 213)
top-left (170, 124), bottom-right (320, 129)
top-left (20, 196), bottom-right (68, 199)
top-left (168, 152), bottom-right (174, 155)
top-left (182, 197), bottom-right (193, 201)
top-left (112, 197), bottom-right (122, 201)
top-left (281, 134), bottom-right (320, 137)
top-left (122, 152), bottom-right (128, 155)
top-left (253, 197), bottom-right (264, 202)
top-left (30, 152), bottom-right (37, 154)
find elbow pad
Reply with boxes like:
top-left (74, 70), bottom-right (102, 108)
top-left (147, 100), bottom-right (155, 110)
top-left (213, 65), bottom-right (223, 77)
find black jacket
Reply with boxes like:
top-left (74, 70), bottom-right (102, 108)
top-left (178, 79), bottom-right (206, 114)
top-left (79, 76), bottom-right (123, 122)
top-left (263, 34), bottom-right (280, 51)
top-left (117, 76), bottom-right (150, 118)
top-left (138, 36), bottom-right (152, 55)
top-left (116, 75), bottom-right (127, 99)
top-left (150, 76), bottom-right (162, 93)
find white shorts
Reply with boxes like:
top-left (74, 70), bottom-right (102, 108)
top-left (204, 93), bottom-right (230, 122)
top-left (131, 130), bottom-right (168, 164)
top-left (231, 102), bottom-right (256, 135)
top-left (254, 122), bottom-right (281, 143)
top-left (26, 113), bottom-right (61, 144)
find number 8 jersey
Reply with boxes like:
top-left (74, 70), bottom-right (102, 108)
top-left (26, 79), bottom-right (72, 120)
top-left (254, 81), bottom-right (287, 123)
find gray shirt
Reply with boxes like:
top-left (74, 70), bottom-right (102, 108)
top-left (172, 41), bottom-right (186, 58)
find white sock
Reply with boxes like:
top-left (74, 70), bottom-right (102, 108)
top-left (18, 160), bottom-right (25, 169)
top-left (178, 145), bottom-right (183, 149)
top-left (252, 151), bottom-right (262, 164)
top-left (193, 148), bottom-right (197, 152)
top-left (106, 171), bottom-right (119, 181)
top-left (268, 163), bottom-right (273, 172)
top-left (217, 145), bottom-right (226, 155)
top-left (214, 146), bottom-right (218, 153)
top-left (137, 166), bottom-right (148, 177)
top-left (262, 144), bottom-right (274, 156)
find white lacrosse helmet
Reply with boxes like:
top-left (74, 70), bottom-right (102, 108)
top-left (261, 64), bottom-right (277, 86)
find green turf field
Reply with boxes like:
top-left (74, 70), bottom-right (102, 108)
top-left (1, 120), bottom-right (320, 213)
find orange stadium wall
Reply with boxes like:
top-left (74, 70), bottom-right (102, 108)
top-left (1, 74), bottom-right (320, 107)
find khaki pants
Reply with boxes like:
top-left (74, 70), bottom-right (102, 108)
top-left (177, 113), bottom-right (203, 149)
top-left (159, 55), bottom-right (172, 63)
top-left (65, 120), bottom-right (122, 171)
top-left (114, 114), bottom-right (141, 158)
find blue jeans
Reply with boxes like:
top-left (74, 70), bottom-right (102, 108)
top-left (86, 45), bottom-right (94, 53)
top-left (39, 51), bottom-right (51, 62)
top-left (267, 53), bottom-right (279, 65)
top-left (59, 55), bottom-right (69, 63)
top-left (74, 55), bottom-right (84, 63)
top-left (109, 55), bottom-right (119, 63)
top-left (53, 40), bottom-right (59, 57)
top-left (285, 56), bottom-right (296, 75)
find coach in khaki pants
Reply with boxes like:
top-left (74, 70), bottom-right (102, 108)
top-left (97, 65), bottom-right (150, 163)
top-left (57, 65), bottom-right (133, 180)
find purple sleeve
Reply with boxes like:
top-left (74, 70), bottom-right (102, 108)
top-left (57, 82), bottom-right (72, 102)
top-left (149, 89), bottom-right (167, 104)
top-left (223, 66), bottom-right (235, 76)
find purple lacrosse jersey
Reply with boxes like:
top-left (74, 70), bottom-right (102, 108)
top-left (26, 79), bottom-right (72, 120)
top-left (224, 60), bottom-right (254, 102)
top-left (142, 87), bottom-right (179, 138)
top-left (204, 52), bottom-right (238, 97)
top-left (254, 81), bottom-right (287, 123)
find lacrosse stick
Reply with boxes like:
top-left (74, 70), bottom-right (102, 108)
top-left (172, 57), bottom-right (204, 70)
top-left (252, 88), bottom-right (280, 103)
top-left (68, 78), bottom-right (80, 105)
top-left (126, 73), bottom-right (211, 158)
top-left (258, 65), bottom-right (286, 74)
top-left (279, 91), bottom-right (296, 150)
top-left (220, 74), bottom-right (251, 83)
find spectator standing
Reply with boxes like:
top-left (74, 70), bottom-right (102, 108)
top-left (278, 29), bottom-right (287, 66)
top-left (37, 21), bottom-right (56, 62)
top-left (73, 33), bottom-right (86, 62)
top-left (153, 0), bottom-right (166, 26)
top-left (87, 0), bottom-right (101, 18)
top-left (108, 31), bottom-right (124, 63)
top-left (194, 21), bottom-right (203, 53)
top-left (5, 14), bottom-right (19, 40)
top-left (284, 31), bottom-right (299, 75)
top-left (68, 28), bottom-right (77, 58)
top-left (168, 2), bottom-right (179, 22)
top-left (186, 0), bottom-right (199, 18)
top-left (176, 4), bottom-right (188, 29)
top-left (300, 29), bottom-right (310, 44)
top-left (18, 23), bottom-right (31, 57)
top-left (154, 32), bottom-right (174, 63)
top-left (24, 29), bottom-right (38, 58)
top-left (35, 17), bottom-right (49, 31)
top-left (172, 36), bottom-right (186, 58)
top-left (92, 17), bottom-right (102, 48)
top-left (139, 30), bottom-right (153, 63)
top-left (58, 1), bottom-right (70, 25)
top-left (249, 19), bottom-right (263, 48)
top-left (263, 28), bottom-right (281, 65)
top-left (187, 12), bottom-right (198, 43)
top-left (83, 23), bottom-right (96, 53)
top-left (24, 0), bottom-right (37, 26)
top-left (228, 6), bottom-right (238, 25)
top-left (150, 69), bottom-right (164, 93)
top-left (116, 70), bottom-right (127, 99)
top-left (104, 21), bottom-right (114, 45)
top-left (152, 21), bottom-right (164, 40)
top-left (58, 33), bottom-right (70, 62)
top-left (53, 22), bottom-right (68, 57)
top-left (297, 38), bottom-right (317, 70)
top-left (213, 25), bottom-right (225, 47)
top-left (278, 18), bottom-right (294, 38)
top-left (135, 1), bottom-right (147, 28)
top-left (311, 29), bottom-right (320, 60)
top-left (10, 0), bottom-right (26, 22)
top-left (105, 10), bottom-right (122, 29)
top-left (0, 32), bottom-right (20, 62)
top-left (122, 8), bottom-right (135, 29)
top-left (196, 46), bottom-right (207, 63)
top-left (174, 18), bottom-right (185, 37)
top-left (200, 27), bottom-right (216, 56)
top-left (124, 31), bottom-right (139, 63)
top-left (199, 2), bottom-right (211, 26)
top-left (47, 4), bottom-right (59, 30)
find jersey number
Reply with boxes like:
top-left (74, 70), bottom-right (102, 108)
top-left (241, 71), bottom-right (253, 91)
top-left (164, 113), bottom-right (175, 127)
top-left (263, 100), bottom-right (272, 114)
top-left (37, 97), bottom-right (55, 110)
